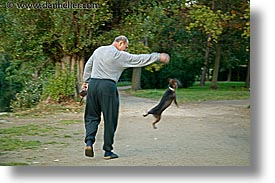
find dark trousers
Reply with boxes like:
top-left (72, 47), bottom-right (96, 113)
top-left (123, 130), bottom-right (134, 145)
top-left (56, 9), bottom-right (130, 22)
top-left (84, 78), bottom-right (119, 152)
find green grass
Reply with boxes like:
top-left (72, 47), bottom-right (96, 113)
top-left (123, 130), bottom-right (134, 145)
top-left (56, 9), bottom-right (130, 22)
top-left (0, 162), bottom-right (29, 166)
top-left (0, 124), bottom-right (56, 136)
top-left (64, 135), bottom-right (72, 138)
top-left (117, 81), bottom-right (131, 87)
top-left (0, 137), bottom-right (41, 151)
top-left (0, 124), bottom-right (58, 152)
top-left (128, 82), bottom-right (250, 103)
top-left (59, 119), bottom-right (82, 125)
top-left (44, 141), bottom-right (60, 145)
top-left (12, 102), bottom-right (83, 117)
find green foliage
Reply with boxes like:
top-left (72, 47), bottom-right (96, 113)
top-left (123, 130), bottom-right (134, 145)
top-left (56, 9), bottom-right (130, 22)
top-left (9, 79), bottom-right (42, 111)
top-left (49, 0), bottom-right (113, 55)
top-left (186, 4), bottom-right (234, 43)
top-left (41, 70), bottom-right (76, 102)
top-left (141, 9), bottom-right (203, 89)
top-left (141, 51), bottom-right (202, 89)
top-left (241, 7), bottom-right (250, 39)
top-left (0, 54), bottom-right (18, 112)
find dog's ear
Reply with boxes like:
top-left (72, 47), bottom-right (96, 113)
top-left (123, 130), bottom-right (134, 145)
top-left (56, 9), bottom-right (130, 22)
top-left (175, 79), bottom-right (182, 87)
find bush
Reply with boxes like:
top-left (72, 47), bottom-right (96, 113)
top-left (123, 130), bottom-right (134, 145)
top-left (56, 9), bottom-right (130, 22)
top-left (41, 71), bottom-right (76, 102)
top-left (10, 80), bottom-right (42, 111)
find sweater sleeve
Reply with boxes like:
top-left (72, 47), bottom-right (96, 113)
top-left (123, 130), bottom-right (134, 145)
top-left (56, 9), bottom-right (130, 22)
top-left (118, 52), bottom-right (161, 68)
top-left (82, 54), bottom-right (94, 82)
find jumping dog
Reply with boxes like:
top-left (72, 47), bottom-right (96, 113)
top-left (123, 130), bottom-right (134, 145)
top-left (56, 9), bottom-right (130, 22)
top-left (143, 78), bottom-right (180, 129)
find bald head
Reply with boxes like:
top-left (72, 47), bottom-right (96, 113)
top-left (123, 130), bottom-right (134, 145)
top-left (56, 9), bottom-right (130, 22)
top-left (114, 35), bottom-right (129, 44)
top-left (112, 35), bottom-right (129, 51)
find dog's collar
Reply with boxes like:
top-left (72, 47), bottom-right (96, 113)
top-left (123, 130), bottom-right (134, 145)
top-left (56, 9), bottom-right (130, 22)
top-left (169, 87), bottom-right (175, 91)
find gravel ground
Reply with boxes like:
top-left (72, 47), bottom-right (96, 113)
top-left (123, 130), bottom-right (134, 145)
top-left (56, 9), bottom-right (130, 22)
top-left (0, 88), bottom-right (250, 166)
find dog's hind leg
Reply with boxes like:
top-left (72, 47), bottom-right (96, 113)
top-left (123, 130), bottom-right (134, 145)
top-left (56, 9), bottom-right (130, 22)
top-left (152, 114), bottom-right (161, 129)
top-left (143, 111), bottom-right (149, 117)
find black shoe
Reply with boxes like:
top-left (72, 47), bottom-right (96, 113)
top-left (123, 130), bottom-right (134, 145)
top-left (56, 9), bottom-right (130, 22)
top-left (85, 146), bottom-right (94, 157)
top-left (104, 151), bottom-right (119, 160)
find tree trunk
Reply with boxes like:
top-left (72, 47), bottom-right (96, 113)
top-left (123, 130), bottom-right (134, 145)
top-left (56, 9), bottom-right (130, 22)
top-left (227, 68), bottom-right (232, 82)
top-left (77, 55), bottom-right (85, 92)
top-left (61, 55), bottom-right (71, 70)
top-left (71, 54), bottom-right (77, 72)
top-left (207, 67), bottom-right (211, 81)
top-left (200, 66), bottom-right (207, 86)
top-left (210, 42), bottom-right (221, 90)
top-left (55, 55), bottom-right (70, 77)
top-left (70, 54), bottom-right (78, 97)
top-left (131, 67), bottom-right (142, 91)
top-left (200, 34), bottom-right (211, 86)
top-left (131, 37), bottom-right (148, 91)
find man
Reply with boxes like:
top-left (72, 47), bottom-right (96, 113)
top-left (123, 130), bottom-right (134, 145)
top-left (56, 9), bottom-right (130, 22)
top-left (82, 35), bottom-right (170, 160)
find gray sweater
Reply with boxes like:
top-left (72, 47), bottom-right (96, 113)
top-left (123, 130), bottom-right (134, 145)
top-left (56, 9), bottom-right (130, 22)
top-left (83, 45), bottom-right (161, 83)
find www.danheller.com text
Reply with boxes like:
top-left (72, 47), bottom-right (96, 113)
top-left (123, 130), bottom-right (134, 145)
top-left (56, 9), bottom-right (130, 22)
top-left (6, 1), bottom-right (100, 9)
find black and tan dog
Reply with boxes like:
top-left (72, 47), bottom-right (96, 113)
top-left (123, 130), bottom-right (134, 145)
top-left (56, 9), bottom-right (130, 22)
top-left (143, 78), bottom-right (180, 129)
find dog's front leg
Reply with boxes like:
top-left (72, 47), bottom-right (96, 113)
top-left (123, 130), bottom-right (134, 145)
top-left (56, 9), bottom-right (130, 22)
top-left (174, 96), bottom-right (179, 107)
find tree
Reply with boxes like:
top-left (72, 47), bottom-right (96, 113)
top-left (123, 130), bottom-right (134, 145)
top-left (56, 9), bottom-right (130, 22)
top-left (45, 1), bottom-right (113, 94)
top-left (187, 3), bottom-right (235, 89)
top-left (117, 1), bottom-right (165, 91)
top-left (0, 0), bottom-right (250, 111)
top-left (241, 6), bottom-right (250, 87)
top-left (0, 0), bottom-right (114, 105)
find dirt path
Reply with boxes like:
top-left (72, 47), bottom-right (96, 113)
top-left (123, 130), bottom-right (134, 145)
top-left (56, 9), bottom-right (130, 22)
top-left (0, 88), bottom-right (250, 166)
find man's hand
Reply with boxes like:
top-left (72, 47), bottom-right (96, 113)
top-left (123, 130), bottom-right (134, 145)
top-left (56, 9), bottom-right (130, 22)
top-left (159, 53), bottom-right (170, 64)
top-left (82, 82), bottom-right (88, 91)
top-left (80, 82), bottom-right (88, 98)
